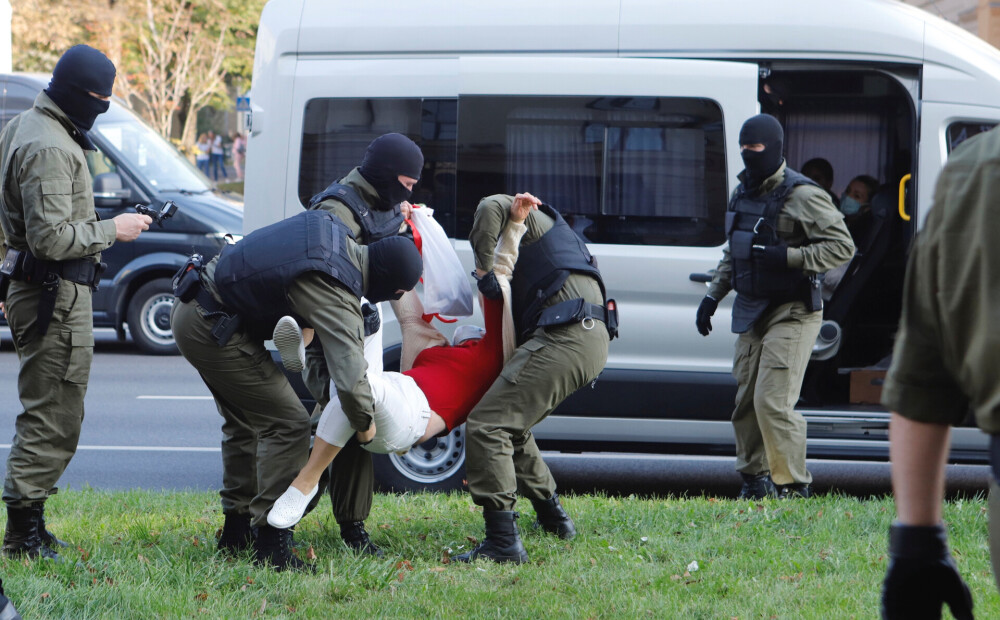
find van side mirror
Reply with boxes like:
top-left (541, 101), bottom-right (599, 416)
top-left (93, 172), bottom-right (132, 208)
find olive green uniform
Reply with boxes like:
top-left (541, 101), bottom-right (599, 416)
top-left (880, 126), bottom-right (1000, 586)
top-left (708, 164), bottom-right (854, 486)
top-left (466, 195), bottom-right (609, 511)
top-left (303, 167), bottom-right (395, 524)
top-left (0, 92), bottom-right (118, 507)
top-left (171, 245), bottom-right (374, 526)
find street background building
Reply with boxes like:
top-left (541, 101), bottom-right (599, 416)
top-left (901, 0), bottom-right (1000, 45)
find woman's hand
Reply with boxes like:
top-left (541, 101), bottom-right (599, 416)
top-left (510, 192), bottom-right (541, 223)
top-left (356, 421), bottom-right (376, 445)
top-left (400, 201), bottom-right (413, 220)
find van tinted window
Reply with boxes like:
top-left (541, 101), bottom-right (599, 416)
top-left (456, 96), bottom-right (727, 246)
top-left (1, 81), bottom-right (39, 130)
top-left (299, 98), bottom-right (458, 234)
top-left (947, 121), bottom-right (998, 153)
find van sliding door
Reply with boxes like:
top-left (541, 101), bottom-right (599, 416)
top-left (456, 57), bottom-right (759, 428)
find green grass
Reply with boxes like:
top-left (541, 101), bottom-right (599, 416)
top-left (2, 490), bottom-right (997, 618)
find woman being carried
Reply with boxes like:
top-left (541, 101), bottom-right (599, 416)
top-left (267, 194), bottom-right (539, 529)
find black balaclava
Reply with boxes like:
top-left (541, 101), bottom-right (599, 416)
top-left (739, 114), bottom-right (784, 189)
top-left (358, 133), bottom-right (424, 210)
top-left (45, 45), bottom-right (116, 145)
top-left (365, 236), bottom-right (423, 303)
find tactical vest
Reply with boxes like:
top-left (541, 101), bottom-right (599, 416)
top-left (510, 204), bottom-right (607, 340)
top-left (213, 210), bottom-right (363, 334)
top-left (727, 169), bottom-right (817, 298)
top-left (308, 182), bottom-right (404, 243)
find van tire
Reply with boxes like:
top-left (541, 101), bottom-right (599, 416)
top-left (127, 278), bottom-right (179, 355)
top-left (371, 425), bottom-right (467, 493)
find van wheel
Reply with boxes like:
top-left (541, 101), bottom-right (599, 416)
top-left (372, 425), bottom-right (467, 493)
top-left (127, 278), bottom-right (179, 355)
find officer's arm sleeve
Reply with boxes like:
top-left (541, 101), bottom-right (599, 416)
top-left (19, 148), bottom-right (117, 261)
top-left (706, 246), bottom-right (733, 301)
top-left (288, 271), bottom-right (374, 432)
top-left (469, 196), bottom-right (511, 272)
top-left (785, 188), bottom-right (856, 273)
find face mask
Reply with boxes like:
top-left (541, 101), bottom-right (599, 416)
top-left (45, 45), bottom-right (116, 135)
top-left (365, 236), bottom-right (423, 303)
top-left (738, 114), bottom-right (784, 188)
top-left (359, 133), bottom-right (424, 210)
top-left (840, 195), bottom-right (862, 216)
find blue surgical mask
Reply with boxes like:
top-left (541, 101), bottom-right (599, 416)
top-left (840, 195), bottom-right (862, 216)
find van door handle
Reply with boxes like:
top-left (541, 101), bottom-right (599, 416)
top-left (689, 271), bottom-right (714, 283)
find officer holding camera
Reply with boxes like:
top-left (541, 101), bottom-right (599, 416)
top-left (0, 45), bottom-right (151, 561)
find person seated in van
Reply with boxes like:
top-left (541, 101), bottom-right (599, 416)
top-left (801, 157), bottom-right (839, 207)
top-left (195, 133), bottom-right (211, 175)
top-left (170, 211), bottom-right (422, 572)
top-left (267, 199), bottom-right (530, 530)
top-left (821, 174), bottom-right (881, 300)
top-left (696, 114), bottom-right (854, 501)
top-left (298, 132), bottom-right (425, 557)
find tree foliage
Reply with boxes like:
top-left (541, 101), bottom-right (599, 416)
top-left (10, 0), bottom-right (265, 146)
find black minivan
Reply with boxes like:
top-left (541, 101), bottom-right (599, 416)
top-left (0, 74), bottom-right (243, 354)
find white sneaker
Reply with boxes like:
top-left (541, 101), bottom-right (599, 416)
top-left (273, 316), bottom-right (305, 372)
top-left (267, 484), bottom-right (318, 529)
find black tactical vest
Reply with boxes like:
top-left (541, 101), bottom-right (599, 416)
top-left (726, 168), bottom-right (817, 332)
top-left (213, 210), bottom-right (363, 334)
top-left (510, 204), bottom-right (607, 340)
top-left (308, 182), bottom-right (404, 243)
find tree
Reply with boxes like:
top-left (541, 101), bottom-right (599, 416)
top-left (11, 0), bottom-right (265, 151)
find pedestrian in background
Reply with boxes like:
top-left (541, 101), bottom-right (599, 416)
top-left (231, 132), bottom-right (246, 181)
top-left (196, 133), bottom-right (211, 176)
top-left (0, 45), bottom-right (151, 561)
top-left (209, 131), bottom-right (226, 181)
top-left (696, 114), bottom-right (854, 501)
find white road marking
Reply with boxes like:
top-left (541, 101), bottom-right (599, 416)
top-left (0, 444), bottom-right (220, 452)
top-left (137, 395), bottom-right (214, 400)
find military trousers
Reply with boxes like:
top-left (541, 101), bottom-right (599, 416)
top-left (465, 320), bottom-right (609, 512)
top-left (171, 300), bottom-right (311, 527)
top-left (990, 481), bottom-right (1000, 591)
top-left (303, 334), bottom-right (374, 525)
top-left (3, 280), bottom-right (94, 507)
top-left (732, 300), bottom-right (821, 486)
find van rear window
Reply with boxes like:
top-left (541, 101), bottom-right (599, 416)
top-left (456, 95), bottom-right (727, 246)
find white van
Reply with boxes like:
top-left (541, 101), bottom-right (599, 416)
top-left (245, 0), bottom-right (1000, 491)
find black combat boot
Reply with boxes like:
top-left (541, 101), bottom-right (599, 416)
top-left (254, 525), bottom-right (313, 572)
top-left (530, 494), bottom-right (576, 540)
top-left (737, 473), bottom-right (778, 500)
top-left (37, 503), bottom-right (68, 548)
top-left (2, 504), bottom-right (59, 560)
top-left (454, 511), bottom-right (529, 564)
top-left (339, 521), bottom-right (384, 557)
top-left (217, 511), bottom-right (255, 555)
top-left (777, 483), bottom-right (813, 499)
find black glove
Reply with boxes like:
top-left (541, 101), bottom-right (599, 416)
top-left (881, 523), bottom-right (974, 620)
top-left (476, 270), bottom-right (502, 300)
top-left (362, 302), bottom-right (381, 337)
top-left (695, 295), bottom-right (718, 337)
top-left (753, 243), bottom-right (789, 269)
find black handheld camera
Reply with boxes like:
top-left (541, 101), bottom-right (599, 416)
top-left (135, 201), bottom-right (178, 227)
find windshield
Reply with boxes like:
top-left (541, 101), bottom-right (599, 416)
top-left (92, 103), bottom-right (212, 193)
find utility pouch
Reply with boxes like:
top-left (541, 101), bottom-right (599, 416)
top-left (730, 231), bottom-right (754, 260)
top-left (36, 274), bottom-right (61, 336)
top-left (536, 298), bottom-right (587, 329)
top-left (0, 248), bottom-right (22, 302)
top-left (806, 275), bottom-right (823, 312)
top-left (172, 254), bottom-right (204, 303)
top-left (210, 313), bottom-right (242, 347)
top-left (605, 299), bottom-right (619, 340)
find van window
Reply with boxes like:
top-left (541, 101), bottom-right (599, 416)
top-left (456, 96), bottom-right (727, 246)
top-left (947, 121), bottom-right (998, 153)
top-left (299, 98), bottom-right (458, 233)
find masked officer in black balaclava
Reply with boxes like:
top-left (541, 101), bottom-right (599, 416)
top-left (0, 45), bottom-right (151, 560)
top-left (172, 210), bottom-right (423, 572)
top-left (285, 132), bottom-right (426, 558)
top-left (695, 113), bottom-right (854, 501)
